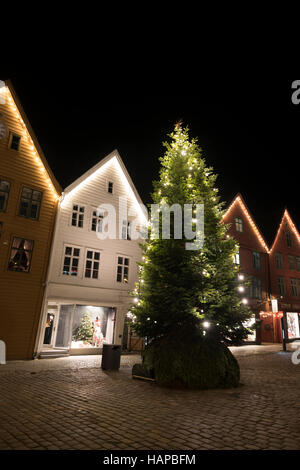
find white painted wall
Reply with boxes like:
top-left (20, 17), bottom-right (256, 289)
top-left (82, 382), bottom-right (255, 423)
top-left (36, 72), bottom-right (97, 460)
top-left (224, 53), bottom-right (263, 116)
top-left (35, 152), bottom-right (146, 353)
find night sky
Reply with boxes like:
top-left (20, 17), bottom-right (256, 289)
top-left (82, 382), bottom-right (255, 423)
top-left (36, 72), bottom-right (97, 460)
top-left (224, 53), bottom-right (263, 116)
top-left (2, 75), bottom-right (299, 246)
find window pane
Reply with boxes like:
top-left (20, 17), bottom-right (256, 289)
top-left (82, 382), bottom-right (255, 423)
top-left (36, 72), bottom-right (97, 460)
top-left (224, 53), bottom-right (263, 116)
top-left (124, 258), bottom-right (129, 266)
top-left (87, 251), bottom-right (93, 259)
top-left (118, 257), bottom-right (123, 265)
top-left (21, 187), bottom-right (32, 199)
top-left (92, 270), bottom-right (98, 279)
top-left (64, 257), bottom-right (71, 266)
top-left (73, 248), bottom-right (80, 257)
top-left (8, 237), bottom-right (33, 272)
top-left (94, 252), bottom-right (100, 260)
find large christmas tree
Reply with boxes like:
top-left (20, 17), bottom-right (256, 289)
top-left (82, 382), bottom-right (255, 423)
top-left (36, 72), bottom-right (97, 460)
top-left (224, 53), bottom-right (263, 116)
top-left (130, 124), bottom-right (252, 389)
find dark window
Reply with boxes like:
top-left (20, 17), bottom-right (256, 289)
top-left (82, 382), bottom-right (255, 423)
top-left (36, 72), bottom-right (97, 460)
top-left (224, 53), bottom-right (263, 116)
top-left (19, 187), bottom-right (42, 220)
top-left (8, 237), bottom-right (33, 272)
top-left (235, 217), bottom-right (243, 233)
top-left (249, 276), bottom-right (262, 299)
top-left (0, 179), bottom-right (10, 212)
top-left (62, 246), bottom-right (80, 276)
top-left (85, 250), bottom-right (100, 279)
top-left (278, 277), bottom-right (286, 296)
top-left (10, 133), bottom-right (21, 151)
top-left (288, 255), bottom-right (295, 270)
top-left (72, 205), bottom-right (84, 227)
top-left (252, 251), bottom-right (261, 270)
top-left (108, 181), bottom-right (113, 194)
top-left (276, 253), bottom-right (283, 269)
top-left (286, 231), bottom-right (292, 248)
top-left (116, 256), bottom-right (129, 283)
top-left (291, 278), bottom-right (299, 297)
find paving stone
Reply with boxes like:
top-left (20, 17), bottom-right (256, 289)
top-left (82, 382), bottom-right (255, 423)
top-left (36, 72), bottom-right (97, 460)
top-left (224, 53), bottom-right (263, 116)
top-left (0, 347), bottom-right (300, 450)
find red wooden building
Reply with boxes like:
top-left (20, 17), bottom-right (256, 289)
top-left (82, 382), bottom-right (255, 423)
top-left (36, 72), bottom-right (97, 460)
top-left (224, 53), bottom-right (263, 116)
top-left (267, 210), bottom-right (300, 343)
top-left (224, 195), bottom-right (300, 343)
top-left (222, 194), bottom-right (270, 343)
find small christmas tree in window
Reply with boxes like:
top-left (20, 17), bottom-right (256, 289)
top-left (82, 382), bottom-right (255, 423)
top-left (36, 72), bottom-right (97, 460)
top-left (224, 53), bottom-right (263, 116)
top-left (75, 312), bottom-right (94, 344)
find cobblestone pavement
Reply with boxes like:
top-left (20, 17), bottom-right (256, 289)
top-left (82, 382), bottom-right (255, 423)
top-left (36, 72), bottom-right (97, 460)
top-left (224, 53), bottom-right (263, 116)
top-left (0, 344), bottom-right (299, 450)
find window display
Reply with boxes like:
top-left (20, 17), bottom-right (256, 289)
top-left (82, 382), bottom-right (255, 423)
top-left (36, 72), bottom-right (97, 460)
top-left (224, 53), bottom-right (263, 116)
top-left (286, 312), bottom-right (300, 340)
top-left (72, 306), bottom-right (115, 349)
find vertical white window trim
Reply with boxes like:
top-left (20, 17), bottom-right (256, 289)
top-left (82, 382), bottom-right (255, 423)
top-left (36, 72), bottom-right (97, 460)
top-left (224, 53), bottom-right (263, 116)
top-left (116, 255), bottom-right (130, 283)
top-left (84, 248), bottom-right (101, 279)
top-left (90, 207), bottom-right (104, 233)
top-left (62, 244), bottom-right (82, 277)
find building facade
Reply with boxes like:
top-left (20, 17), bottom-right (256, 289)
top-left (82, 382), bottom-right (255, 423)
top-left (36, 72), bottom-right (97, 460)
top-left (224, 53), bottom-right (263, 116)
top-left (267, 210), bottom-right (300, 343)
top-left (222, 194), bottom-right (270, 343)
top-left (224, 195), bottom-right (300, 344)
top-left (0, 80), bottom-right (61, 360)
top-left (34, 151), bottom-right (147, 357)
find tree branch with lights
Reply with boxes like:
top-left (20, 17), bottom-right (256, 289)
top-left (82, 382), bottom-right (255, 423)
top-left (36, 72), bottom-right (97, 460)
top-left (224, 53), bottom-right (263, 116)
top-left (130, 125), bottom-right (252, 389)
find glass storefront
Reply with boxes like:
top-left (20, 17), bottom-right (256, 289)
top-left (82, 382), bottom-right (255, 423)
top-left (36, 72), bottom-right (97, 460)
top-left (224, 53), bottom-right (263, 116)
top-left (43, 304), bottom-right (115, 351)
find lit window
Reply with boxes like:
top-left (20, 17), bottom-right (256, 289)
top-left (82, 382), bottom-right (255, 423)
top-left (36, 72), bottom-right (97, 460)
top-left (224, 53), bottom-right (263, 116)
top-left (278, 277), bottom-right (286, 296)
top-left (235, 217), bottom-right (243, 233)
top-left (8, 237), bottom-right (33, 272)
top-left (85, 250), bottom-right (100, 279)
top-left (252, 251), bottom-right (261, 270)
top-left (108, 181), bottom-right (114, 194)
top-left (9, 133), bottom-right (21, 151)
top-left (0, 179), bottom-right (10, 212)
top-left (72, 205), bottom-right (85, 228)
top-left (297, 257), bottom-right (300, 272)
top-left (19, 187), bottom-right (42, 220)
top-left (62, 246), bottom-right (80, 276)
top-left (116, 256), bottom-right (129, 283)
top-left (234, 247), bottom-right (240, 266)
top-left (276, 253), bottom-right (283, 269)
top-left (91, 210), bottom-right (103, 232)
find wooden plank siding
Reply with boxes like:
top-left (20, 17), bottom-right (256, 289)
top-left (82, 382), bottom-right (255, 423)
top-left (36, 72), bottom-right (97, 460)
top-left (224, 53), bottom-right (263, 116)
top-left (0, 81), bottom-right (61, 359)
top-left (35, 151), bottom-right (146, 354)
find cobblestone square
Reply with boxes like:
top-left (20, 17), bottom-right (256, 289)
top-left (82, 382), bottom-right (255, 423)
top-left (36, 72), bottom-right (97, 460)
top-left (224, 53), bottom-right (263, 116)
top-left (0, 345), bottom-right (299, 450)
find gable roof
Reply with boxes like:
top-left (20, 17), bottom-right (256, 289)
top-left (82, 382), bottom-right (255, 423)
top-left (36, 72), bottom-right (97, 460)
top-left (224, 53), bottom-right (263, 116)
top-left (223, 193), bottom-right (270, 253)
top-left (61, 149), bottom-right (147, 224)
top-left (269, 209), bottom-right (300, 253)
top-left (3, 80), bottom-right (61, 197)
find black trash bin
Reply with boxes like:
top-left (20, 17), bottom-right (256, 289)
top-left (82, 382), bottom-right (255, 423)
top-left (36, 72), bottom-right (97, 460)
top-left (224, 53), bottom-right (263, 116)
top-left (101, 344), bottom-right (121, 370)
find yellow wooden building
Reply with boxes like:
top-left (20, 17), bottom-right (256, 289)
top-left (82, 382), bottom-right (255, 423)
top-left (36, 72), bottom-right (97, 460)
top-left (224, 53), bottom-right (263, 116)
top-left (0, 80), bottom-right (61, 359)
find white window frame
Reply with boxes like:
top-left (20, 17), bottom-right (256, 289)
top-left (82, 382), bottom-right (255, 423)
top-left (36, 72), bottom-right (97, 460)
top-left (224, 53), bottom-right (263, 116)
top-left (71, 204), bottom-right (85, 228)
top-left (62, 244), bottom-right (81, 277)
top-left (116, 255), bottom-right (130, 283)
top-left (90, 208), bottom-right (104, 233)
top-left (84, 248), bottom-right (101, 280)
top-left (107, 180), bottom-right (114, 194)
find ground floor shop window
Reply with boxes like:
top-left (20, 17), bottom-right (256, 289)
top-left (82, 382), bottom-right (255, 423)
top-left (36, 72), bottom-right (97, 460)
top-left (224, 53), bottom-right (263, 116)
top-left (46, 304), bottom-right (116, 350)
top-left (71, 305), bottom-right (115, 349)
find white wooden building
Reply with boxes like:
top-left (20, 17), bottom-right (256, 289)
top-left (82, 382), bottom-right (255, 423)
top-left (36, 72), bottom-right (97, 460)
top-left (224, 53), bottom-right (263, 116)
top-left (34, 150), bottom-right (147, 357)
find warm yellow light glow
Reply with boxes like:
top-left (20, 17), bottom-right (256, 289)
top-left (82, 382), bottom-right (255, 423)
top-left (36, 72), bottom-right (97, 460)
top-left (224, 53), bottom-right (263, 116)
top-left (5, 86), bottom-right (59, 200)
top-left (223, 195), bottom-right (269, 253)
